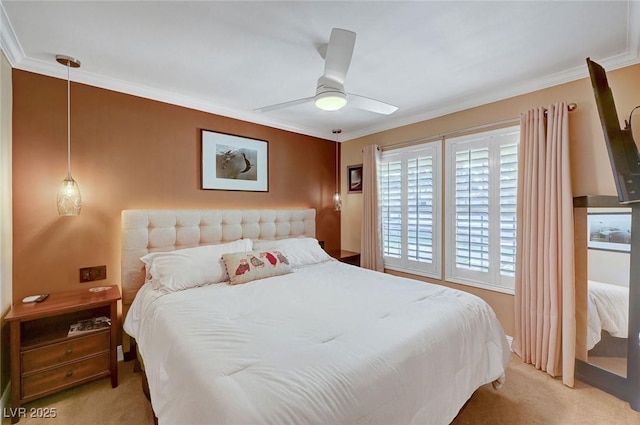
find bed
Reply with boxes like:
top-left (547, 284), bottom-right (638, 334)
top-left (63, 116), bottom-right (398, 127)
top-left (587, 280), bottom-right (629, 351)
top-left (122, 209), bottom-right (511, 425)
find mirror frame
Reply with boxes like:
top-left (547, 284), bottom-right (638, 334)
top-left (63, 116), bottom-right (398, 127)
top-left (574, 195), bottom-right (639, 411)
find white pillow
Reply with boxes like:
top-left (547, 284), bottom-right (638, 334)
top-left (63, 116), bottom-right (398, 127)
top-left (252, 237), bottom-right (332, 268)
top-left (141, 239), bottom-right (252, 291)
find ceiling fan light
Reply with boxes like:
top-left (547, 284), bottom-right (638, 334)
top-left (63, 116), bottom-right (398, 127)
top-left (315, 91), bottom-right (347, 111)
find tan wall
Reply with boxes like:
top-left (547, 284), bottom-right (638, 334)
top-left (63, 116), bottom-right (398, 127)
top-left (1, 51), bottom-right (13, 401)
top-left (340, 63), bottom-right (640, 336)
top-left (11, 70), bottom-right (340, 303)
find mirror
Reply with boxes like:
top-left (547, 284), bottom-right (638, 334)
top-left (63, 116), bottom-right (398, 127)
top-left (585, 207), bottom-right (631, 378)
top-left (574, 195), bottom-right (639, 411)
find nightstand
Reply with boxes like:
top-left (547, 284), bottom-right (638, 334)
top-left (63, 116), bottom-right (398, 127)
top-left (327, 249), bottom-right (361, 267)
top-left (6, 285), bottom-right (121, 423)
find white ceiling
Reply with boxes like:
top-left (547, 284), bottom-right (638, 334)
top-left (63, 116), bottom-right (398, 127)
top-left (1, 1), bottom-right (639, 142)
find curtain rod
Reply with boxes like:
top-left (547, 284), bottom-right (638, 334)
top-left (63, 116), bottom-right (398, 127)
top-left (380, 102), bottom-right (577, 152)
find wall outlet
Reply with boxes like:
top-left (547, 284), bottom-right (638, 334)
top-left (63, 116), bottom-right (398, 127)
top-left (79, 265), bottom-right (107, 282)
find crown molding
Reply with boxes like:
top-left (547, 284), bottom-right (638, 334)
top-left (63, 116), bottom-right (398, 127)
top-left (0, 1), bottom-right (23, 66)
top-left (9, 46), bottom-right (639, 144)
top-left (12, 55), bottom-right (338, 141)
top-left (341, 50), bottom-right (640, 142)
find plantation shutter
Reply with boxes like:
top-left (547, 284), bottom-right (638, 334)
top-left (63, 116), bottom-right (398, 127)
top-left (454, 147), bottom-right (490, 272)
top-left (379, 142), bottom-right (441, 278)
top-left (445, 126), bottom-right (519, 293)
top-left (407, 155), bottom-right (434, 263)
top-left (499, 142), bottom-right (518, 276)
top-left (380, 158), bottom-right (402, 259)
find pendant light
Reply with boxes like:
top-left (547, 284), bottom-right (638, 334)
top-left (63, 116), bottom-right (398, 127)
top-left (333, 129), bottom-right (342, 211)
top-left (56, 54), bottom-right (82, 216)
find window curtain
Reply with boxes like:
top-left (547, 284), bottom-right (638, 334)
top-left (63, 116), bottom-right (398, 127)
top-left (361, 145), bottom-right (384, 271)
top-left (512, 102), bottom-right (576, 387)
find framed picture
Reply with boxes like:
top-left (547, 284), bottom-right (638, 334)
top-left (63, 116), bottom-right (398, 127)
top-left (587, 211), bottom-right (631, 252)
top-left (201, 130), bottom-right (268, 191)
top-left (348, 164), bottom-right (363, 193)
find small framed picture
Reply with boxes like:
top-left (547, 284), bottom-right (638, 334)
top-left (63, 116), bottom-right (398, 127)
top-left (201, 130), bottom-right (268, 191)
top-left (348, 164), bottom-right (363, 193)
top-left (587, 211), bottom-right (631, 252)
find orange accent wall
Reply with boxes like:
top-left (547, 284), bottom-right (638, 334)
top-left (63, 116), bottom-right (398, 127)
top-left (11, 70), bottom-right (340, 302)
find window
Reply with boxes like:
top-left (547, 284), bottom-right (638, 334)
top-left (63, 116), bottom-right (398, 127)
top-left (380, 142), bottom-right (441, 278)
top-left (444, 126), bottom-right (519, 293)
top-left (378, 126), bottom-right (519, 293)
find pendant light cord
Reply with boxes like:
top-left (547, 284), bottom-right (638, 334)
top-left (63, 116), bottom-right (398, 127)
top-left (66, 62), bottom-right (72, 179)
top-left (333, 129), bottom-right (342, 194)
top-left (335, 143), bottom-right (339, 192)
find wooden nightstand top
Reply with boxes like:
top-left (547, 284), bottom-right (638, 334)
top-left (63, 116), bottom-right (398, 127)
top-left (327, 250), bottom-right (360, 260)
top-left (7, 285), bottom-right (121, 322)
top-left (327, 250), bottom-right (361, 267)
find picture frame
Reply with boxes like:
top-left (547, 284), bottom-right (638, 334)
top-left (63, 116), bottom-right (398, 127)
top-left (201, 130), bottom-right (268, 191)
top-left (348, 164), bottom-right (363, 193)
top-left (587, 211), bottom-right (631, 252)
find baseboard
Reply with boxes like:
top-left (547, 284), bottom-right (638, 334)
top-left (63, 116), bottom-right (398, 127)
top-left (117, 344), bottom-right (124, 362)
top-left (0, 381), bottom-right (10, 413)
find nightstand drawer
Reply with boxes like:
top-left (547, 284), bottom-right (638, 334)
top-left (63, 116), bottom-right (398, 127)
top-left (22, 331), bottom-right (110, 373)
top-left (22, 352), bottom-right (110, 400)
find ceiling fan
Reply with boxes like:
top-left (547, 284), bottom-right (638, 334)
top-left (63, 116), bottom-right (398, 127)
top-left (255, 28), bottom-right (398, 115)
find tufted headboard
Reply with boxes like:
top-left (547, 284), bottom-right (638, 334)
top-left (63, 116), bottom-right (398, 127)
top-left (121, 209), bottom-right (316, 307)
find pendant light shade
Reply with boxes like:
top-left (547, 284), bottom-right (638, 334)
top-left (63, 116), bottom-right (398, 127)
top-left (57, 176), bottom-right (81, 216)
top-left (333, 191), bottom-right (342, 211)
top-left (56, 54), bottom-right (82, 216)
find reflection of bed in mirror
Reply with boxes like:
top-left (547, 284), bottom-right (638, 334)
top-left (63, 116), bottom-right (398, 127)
top-left (587, 280), bottom-right (629, 376)
top-left (587, 280), bottom-right (629, 350)
top-left (584, 206), bottom-right (631, 379)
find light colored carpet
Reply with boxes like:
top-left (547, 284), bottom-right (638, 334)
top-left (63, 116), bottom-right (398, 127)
top-left (4, 354), bottom-right (640, 425)
top-left (452, 354), bottom-right (640, 425)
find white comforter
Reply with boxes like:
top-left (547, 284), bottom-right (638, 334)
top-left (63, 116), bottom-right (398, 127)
top-left (124, 261), bottom-right (510, 425)
top-left (587, 280), bottom-right (629, 350)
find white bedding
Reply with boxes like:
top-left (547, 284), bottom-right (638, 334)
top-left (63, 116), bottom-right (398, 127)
top-left (587, 280), bottom-right (629, 350)
top-left (124, 260), bottom-right (510, 425)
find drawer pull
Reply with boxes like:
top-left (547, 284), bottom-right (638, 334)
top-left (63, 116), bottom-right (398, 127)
top-left (66, 348), bottom-right (73, 355)
top-left (66, 371), bottom-right (73, 378)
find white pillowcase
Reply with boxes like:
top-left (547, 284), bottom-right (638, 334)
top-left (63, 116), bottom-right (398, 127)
top-left (252, 237), bottom-right (333, 268)
top-left (141, 239), bottom-right (252, 291)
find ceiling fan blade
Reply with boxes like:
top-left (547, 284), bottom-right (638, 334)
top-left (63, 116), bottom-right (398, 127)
top-left (254, 97), bottom-right (314, 113)
top-left (323, 28), bottom-right (356, 84)
top-left (347, 93), bottom-right (398, 115)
